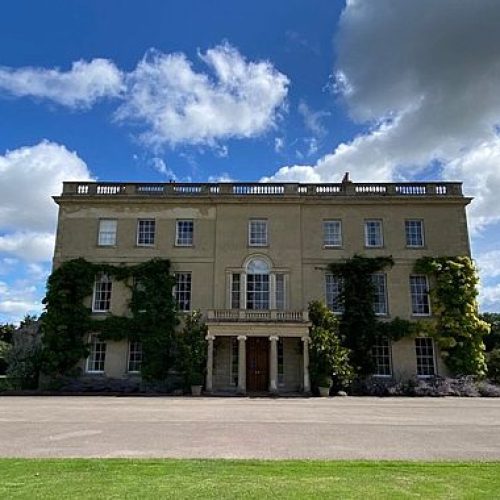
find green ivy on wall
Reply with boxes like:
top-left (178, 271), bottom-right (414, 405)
top-left (40, 258), bottom-right (178, 381)
top-left (415, 256), bottom-right (490, 376)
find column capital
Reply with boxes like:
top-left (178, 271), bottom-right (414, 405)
top-left (269, 335), bottom-right (279, 342)
top-left (205, 334), bottom-right (216, 341)
top-left (301, 336), bottom-right (310, 344)
top-left (237, 335), bottom-right (247, 342)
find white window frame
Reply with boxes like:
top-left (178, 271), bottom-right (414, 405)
top-left (325, 273), bottom-right (344, 314)
top-left (323, 220), bottom-right (342, 248)
top-left (415, 337), bottom-right (436, 377)
top-left (372, 337), bottom-right (392, 377)
top-left (127, 340), bottom-right (142, 373)
top-left (405, 219), bottom-right (425, 248)
top-left (175, 219), bottom-right (194, 247)
top-left (230, 273), bottom-right (241, 309)
top-left (174, 272), bottom-right (192, 312)
top-left (410, 275), bottom-right (431, 316)
top-left (92, 274), bottom-right (112, 313)
top-left (98, 219), bottom-right (117, 246)
top-left (137, 219), bottom-right (156, 246)
top-left (364, 219), bottom-right (383, 248)
top-left (275, 273), bottom-right (286, 311)
top-left (248, 219), bottom-right (268, 247)
top-left (371, 273), bottom-right (388, 316)
top-left (86, 334), bottom-right (106, 373)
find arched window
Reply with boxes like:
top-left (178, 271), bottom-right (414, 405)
top-left (246, 258), bottom-right (270, 310)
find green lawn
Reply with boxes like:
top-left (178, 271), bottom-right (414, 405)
top-left (0, 459), bottom-right (498, 499)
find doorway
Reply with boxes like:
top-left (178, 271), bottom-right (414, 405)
top-left (246, 337), bottom-right (269, 391)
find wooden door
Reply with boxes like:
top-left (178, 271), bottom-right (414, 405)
top-left (246, 337), bottom-right (269, 392)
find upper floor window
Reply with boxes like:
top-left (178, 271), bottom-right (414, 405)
top-left (405, 219), bottom-right (424, 247)
top-left (98, 219), bottom-right (117, 246)
top-left (372, 337), bottom-right (392, 377)
top-left (174, 272), bottom-right (192, 312)
top-left (93, 274), bottom-right (112, 312)
top-left (325, 274), bottom-right (344, 314)
top-left (249, 219), bottom-right (268, 246)
top-left (246, 258), bottom-right (270, 309)
top-left (275, 273), bottom-right (285, 311)
top-left (231, 273), bottom-right (241, 309)
top-left (410, 275), bottom-right (431, 316)
top-left (137, 219), bottom-right (155, 246)
top-left (86, 334), bottom-right (106, 373)
top-left (323, 220), bottom-right (342, 247)
top-left (128, 341), bottom-right (142, 373)
top-left (176, 219), bottom-right (193, 246)
top-left (364, 219), bottom-right (383, 247)
top-left (371, 273), bottom-right (388, 316)
top-left (415, 337), bottom-right (435, 377)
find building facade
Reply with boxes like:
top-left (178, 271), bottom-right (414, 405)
top-left (53, 178), bottom-right (471, 393)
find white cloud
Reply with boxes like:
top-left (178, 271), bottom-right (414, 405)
top-left (265, 1), bottom-right (500, 231)
top-left (298, 100), bottom-right (330, 136)
top-left (115, 43), bottom-right (289, 148)
top-left (0, 59), bottom-right (124, 109)
top-left (274, 137), bottom-right (284, 153)
top-left (0, 280), bottom-right (41, 320)
top-left (479, 283), bottom-right (500, 312)
top-left (476, 250), bottom-right (500, 280)
top-left (0, 232), bottom-right (54, 262)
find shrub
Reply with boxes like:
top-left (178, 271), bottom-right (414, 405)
top-left (486, 348), bottom-right (500, 383)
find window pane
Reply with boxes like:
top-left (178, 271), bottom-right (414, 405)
top-left (93, 274), bottom-right (112, 312)
top-left (175, 273), bottom-right (192, 311)
top-left (86, 334), bottom-right (106, 373)
top-left (416, 337), bottom-right (435, 376)
top-left (247, 274), bottom-right (270, 309)
top-left (405, 220), bottom-right (424, 247)
top-left (275, 274), bottom-right (285, 310)
top-left (137, 219), bottom-right (155, 245)
top-left (372, 337), bottom-right (392, 376)
top-left (231, 337), bottom-right (239, 385)
top-left (231, 273), bottom-right (241, 309)
top-left (410, 275), bottom-right (430, 315)
top-left (323, 220), bottom-right (342, 247)
top-left (98, 219), bottom-right (117, 246)
top-left (278, 338), bottom-right (284, 385)
top-left (249, 219), bottom-right (268, 246)
top-left (371, 273), bottom-right (388, 315)
top-left (176, 220), bottom-right (193, 246)
top-left (365, 220), bottom-right (383, 247)
top-left (326, 274), bottom-right (344, 313)
top-left (128, 341), bottom-right (142, 372)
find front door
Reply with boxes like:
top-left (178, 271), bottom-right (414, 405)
top-left (246, 337), bottom-right (269, 391)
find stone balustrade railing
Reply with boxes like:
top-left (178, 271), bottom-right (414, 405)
top-left (61, 181), bottom-right (463, 198)
top-left (206, 309), bottom-right (310, 323)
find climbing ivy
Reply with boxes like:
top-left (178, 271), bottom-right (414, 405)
top-left (415, 256), bottom-right (490, 377)
top-left (40, 258), bottom-right (178, 381)
top-left (329, 255), bottom-right (395, 375)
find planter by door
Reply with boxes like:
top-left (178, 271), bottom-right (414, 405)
top-left (191, 385), bottom-right (202, 396)
top-left (318, 386), bottom-right (331, 397)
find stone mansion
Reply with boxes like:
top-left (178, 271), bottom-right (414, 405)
top-left (52, 177), bottom-right (471, 393)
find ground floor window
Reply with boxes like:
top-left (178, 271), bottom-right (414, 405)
top-left (371, 337), bottom-right (392, 376)
top-left (86, 334), bottom-right (106, 373)
top-left (278, 338), bottom-right (284, 386)
top-left (415, 337), bottom-right (435, 377)
top-left (230, 337), bottom-right (239, 386)
top-left (128, 341), bottom-right (142, 373)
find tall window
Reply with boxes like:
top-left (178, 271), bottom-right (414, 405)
top-left (176, 219), bottom-right (193, 246)
top-left (231, 273), bottom-right (241, 309)
top-left (98, 219), bottom-right (117, 246)
top-left (416, 337), bottom-right (435, 377)
top-left (323, 220), bottom-right (342, 247)
top-left (246, 258), bottom-right (270, 310)
top-left (278, 338), bottom-right (284, 386)
top-left (364, 219), bottom-right (383, 247)
top-left (410, 275), bottom-right (430, 315)
top-left (128, 341), bottom-right (142, 373)
top-left (371, 273), bottom-right (388, 315)
top-left (406, 220), bottom-right (424, 247)
top-left (372, 337), bottom-right (392, 376)
top-left (86, 334), bottom-right (106, 373)
top-left (326, 274), bottom-right (344, 314)
top-left (275, 274), bottom-right (285, 310)
top-left (93, 274), bottom-right (112, 312)
top-left (175, 273), bottom-right (192, 311)
top-left (231, 337), bottom-right (239, 386)
top-left (249, 219), bottom-right (268, 246)
top-left (137, 219), bottom-right (155, 246)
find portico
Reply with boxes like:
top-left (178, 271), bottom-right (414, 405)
top-left (205, 310), bottom-right (311, 394)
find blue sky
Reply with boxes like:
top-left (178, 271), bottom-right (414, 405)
top-left (1, 0), bottom-right (500, 322)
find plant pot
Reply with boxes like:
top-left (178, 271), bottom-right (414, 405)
top-left (318, 386), bottom-right (331, 397)
top-left (191, 384), bottom-right (203, 396)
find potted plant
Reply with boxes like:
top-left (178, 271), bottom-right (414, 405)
top-left (176, 311), bottom-right (208, 396)
top-left (316, 373), bottom-right (332, 397)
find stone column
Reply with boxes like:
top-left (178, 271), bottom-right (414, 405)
top-left (205, 334), bottom-right (215, 393)
top-left (302, 336), bottom-right (311, 393)
top-left (269, 335), bottom-right (279, 394)
top-left (237, 335), bottom-right (247, 394)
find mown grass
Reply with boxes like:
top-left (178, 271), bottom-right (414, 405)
top-left (0, 459), bottom-right (498, 499)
